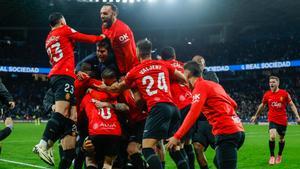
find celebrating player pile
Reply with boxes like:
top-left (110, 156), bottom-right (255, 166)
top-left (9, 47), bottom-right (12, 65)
top-left (30, 2), bottom-right (300, 169)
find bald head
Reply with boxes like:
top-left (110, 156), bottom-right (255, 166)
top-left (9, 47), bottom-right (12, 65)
top-left (192, 55), bottom-right (205, 71)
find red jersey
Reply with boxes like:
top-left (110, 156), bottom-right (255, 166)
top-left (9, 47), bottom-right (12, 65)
top-left (124, 60), bottom-right (176, 112)
top-left (46, 25), bottom-right (104, 79)
top-left (262, 89), bottom-right (291, 126)
top-left (166, 60), bottom-right (192, 110)
top-left (80, 90), bottom-right (121, 136)
top-left (174, 77), bottom-right (244, 139)
top-left (120, 89), bottom-right (148, 123)
top-left (74, 76), bottom-right (102, 123)
top-left (102, 19), bottom-right (139, 74)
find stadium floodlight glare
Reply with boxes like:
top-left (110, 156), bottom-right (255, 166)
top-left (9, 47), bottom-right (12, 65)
top-left (122, 0), bottom-right (128, 3)
top-left (115, 0), bottom-right (121, 2)
top-left (129, 0), bottom-right (134, 3)
top-left (109, 0), bottom-right (114, 2)
top-left (148, 0), bottom-right (157, 3)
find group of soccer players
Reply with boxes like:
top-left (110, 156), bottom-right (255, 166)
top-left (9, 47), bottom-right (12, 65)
top-left (31, 2), bottom-right (300, 169)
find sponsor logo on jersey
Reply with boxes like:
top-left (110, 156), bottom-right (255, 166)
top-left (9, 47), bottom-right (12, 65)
top-left (271, 101), bottom-right (282, 108)
top-left (119, 33), bottom-right (129, 43)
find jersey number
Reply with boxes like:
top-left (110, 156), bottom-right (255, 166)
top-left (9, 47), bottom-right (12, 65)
top-left (142, 72), bottom-right (168, 96)
top-left (98, 108), bottom-right (112, 120)
top-left (47, 42), bottom-right (63, 63)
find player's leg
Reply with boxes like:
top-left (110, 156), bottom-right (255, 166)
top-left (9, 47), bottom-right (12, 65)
top-left (86, 155), bottom-right (98, 169)
top-left (156, 140), bottom-right (166, 169)
top-left (103, 156), bottom-right (117, 169)
top-left (126, 120), bottom-right (147, 169)
top-left (192, 120), bottom-right (210, 169)
top-left (276, 124), bottom-right (287, 164)
top-left (142, 104), bottom-right (167, 169)
top-left (268, 122), bottom-right (277, 165)
top-left (180, 105), bottom-right (195, 169)
top-left (193, 142), bottom-right (209, 169)
top-left (34, 76), bottom-right (75, 166)
top-left (59, 105), bottom-right (77, 169)
top-left (168, 105), bottom-right (190, 169)
top-left (184, 140), bottom-right (195, 169)
top-left (214, 132), bottom-right (245, 169)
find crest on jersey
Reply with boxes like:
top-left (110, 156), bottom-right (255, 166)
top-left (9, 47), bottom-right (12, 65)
top-left (280, 97), bottom-right (283, 101)
top-left (192, 94), bottom-right (201, 103)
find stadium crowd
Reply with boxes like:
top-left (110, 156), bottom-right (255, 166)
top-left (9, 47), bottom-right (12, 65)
top-left (1, 68), bottom-right (299, 122)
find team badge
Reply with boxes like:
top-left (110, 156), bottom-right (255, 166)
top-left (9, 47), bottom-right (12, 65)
top-left (280, 97), bottom-right (283, 101)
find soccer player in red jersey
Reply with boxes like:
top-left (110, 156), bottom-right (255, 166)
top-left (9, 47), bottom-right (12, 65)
top-left (100, 39), bottom-right (189, 169)
top-left (167, 61), bottom-right (245, 169)
top-left (100, 3), bottom-right (139, 75)
top-left (33, 12), bottom-right (105, 167)
top-left (80, 87), bottom-right (121, 169)
top-left (160, 47), bottom-right (195, 169)
top-left (251, 76), bottom-right (300, 165)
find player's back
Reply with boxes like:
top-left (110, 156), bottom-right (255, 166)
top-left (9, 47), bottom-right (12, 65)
top-left (125, 60), bottom-right (174, 111)
top-left (80, 90), bottom-right (121, 136)
top-left (195, 78), bottom-right (243, 135)
top-left (45, 25), bottom-right (76, 78)
top-left (166, 59), bottom-right (192, 110)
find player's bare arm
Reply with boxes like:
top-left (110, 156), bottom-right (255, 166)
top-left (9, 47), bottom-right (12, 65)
top-left (287, 94), bottom-right (300, 123)
top-left (174, 69), bottom-right (188, 84)
top-left (251, 103), bottom-right (266, 123)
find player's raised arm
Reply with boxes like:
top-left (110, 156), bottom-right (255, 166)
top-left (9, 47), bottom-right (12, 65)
top-left (287, 94), bottom-right (300, 123)
top-left (68, 29), bottom-right (106, 43)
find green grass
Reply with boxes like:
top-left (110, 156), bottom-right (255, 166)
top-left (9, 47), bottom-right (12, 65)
top-left (0, 123), bottom-right (299, 169)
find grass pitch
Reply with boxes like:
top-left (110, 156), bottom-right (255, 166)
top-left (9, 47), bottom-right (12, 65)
top-left (0, 123), bottom-right (299, 169)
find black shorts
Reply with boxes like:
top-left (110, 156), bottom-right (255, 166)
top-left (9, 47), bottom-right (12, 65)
top-left (143, 103), bottom-right (181, 140)
top-left (180, 105), bottom-right (194, 141)
top-left (49, 75), bottom-right (76, 105)
top-left (128, 120), bottom-right (146, 143)
top-left (269, 122), bottom-right (287, 136)
top-left (89, 135), bottom-right (121, 158)
top-left (192, 120), bottom-right (215, 150)
top-left (214, 132), bottom-right (245, 169)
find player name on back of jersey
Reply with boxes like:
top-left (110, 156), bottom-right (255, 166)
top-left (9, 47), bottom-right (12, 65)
top-left (45, 36), bottom-right (60, 47)
top-left (139, 65), bottom-right (162, 75)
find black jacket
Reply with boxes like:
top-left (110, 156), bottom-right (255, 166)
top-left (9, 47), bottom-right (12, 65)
top-left (203, 69), bottom-right (219, 83)
top-left (0, 78), bottom-right (13, 106)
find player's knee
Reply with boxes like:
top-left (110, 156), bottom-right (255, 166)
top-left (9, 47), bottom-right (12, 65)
top-left (127, 142), bottom-right (139, 155)
top-left (269, 134), bottom-right (276, 141)
top-left (61, 135), bottom-right (76, 150)
top-left (193, 142), bottom-right (205, 152)
top-left (269, 130), bottom-right (276, 141)
top-left (279, 136), bottom-right (285, 142)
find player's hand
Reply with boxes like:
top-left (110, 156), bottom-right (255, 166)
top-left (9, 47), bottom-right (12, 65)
top-left (8, 101), bottom-right (15, 109)
top-left (100, 34), bottom-right (106, 39)
top-left (77, 71), bottom-right (89, 81)
top-left (250, 116), bottom-right (257, 123)
top-left (91, 99), bottom-right (109, 109)
top-left (4, 117), bottom-right (13, 128)
top-left (166, 137), bottom-right (180, 151)
top-left (94, 83), bottom-right (108, 91)
top-left (83, 139), bottom-right (95, 154)
top-left (51, 105), bottom-right (56, 112)
top-left (296, 116), bottom-right (300, 124)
